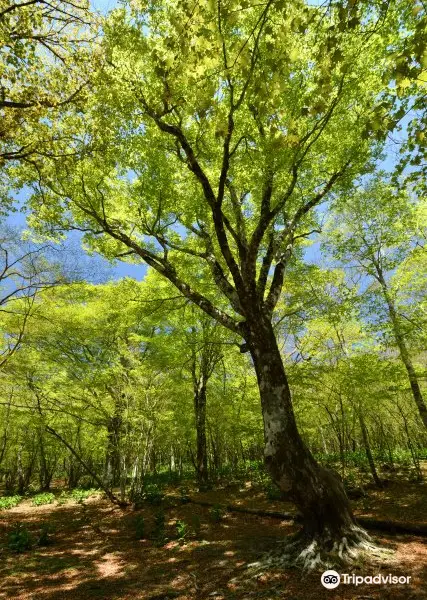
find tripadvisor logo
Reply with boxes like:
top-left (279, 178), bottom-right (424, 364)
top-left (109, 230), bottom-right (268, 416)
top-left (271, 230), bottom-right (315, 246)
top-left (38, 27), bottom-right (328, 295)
top-left (321, 570), bottom-right (340, 589)
top-left (321, 570), bottom-right (411, 589)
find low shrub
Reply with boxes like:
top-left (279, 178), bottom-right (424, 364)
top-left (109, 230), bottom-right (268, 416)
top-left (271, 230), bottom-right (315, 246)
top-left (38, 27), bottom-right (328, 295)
top-left (37, 523), bottom-right (55, 546)
top-left (8, 523), bottom-right (32, 553)
top-left (0, 495), bottom-right (22, 510)
top-left (209, 504), bottom-right (224, 523)
top-left (32, 492), bottom-right (55, 506)
top-left (175, 519), bottom-right (188, 542)
top-left (143, 483), bottom-right (164, 505)
top-left (70, 488), bottom-right (99, 504)
top-left (56, 491), bottom-right (69, 506)
top-left (131, 491), bottom-right (145, 511)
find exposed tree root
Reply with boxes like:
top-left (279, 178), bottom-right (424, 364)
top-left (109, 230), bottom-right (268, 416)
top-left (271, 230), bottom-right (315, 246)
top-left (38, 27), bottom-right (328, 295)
top-left (247, 525), bottom-right (395, 573)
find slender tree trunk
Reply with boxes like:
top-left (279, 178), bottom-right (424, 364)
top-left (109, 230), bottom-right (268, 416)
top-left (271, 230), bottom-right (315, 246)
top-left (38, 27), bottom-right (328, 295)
top-left (397, 404), bottom-right (423, 480)
top-left (17, 446), bottom-right (25, 495)
top-left (169, 446), bottom-right (175, 474)
top-left (240, 440), bottom-right (245, 463)
top-left (244, 316), bottom-right (357, 542)
top-left (376, 269), bottom-right (427, 429)
top-left (39, 440), bottom-right (50, 491)
top-left (323, 404), bottom-right (346, 477)
top-left (16, 442), bottom-right (35, 495)
top-left (46, 426), bottom-right (128, 507)
top-left (209, 428), bottom-right (220, 473)
top-left (194, 382), bottom-right (208, 486)
top-left (188, 319), bottom-right (222, 488)
top-left (67, 460), bottom-right (82, 489)
top-left (358, 412), bottom-right (382, 488)
top-left (105, 416), bottom-right (122, 488)
top-left (377, 420), bottom-right (394, 469)
top-left (319, 426), bottom-right (328, 454)
top-left (0, 400), bottom-right (11, 468)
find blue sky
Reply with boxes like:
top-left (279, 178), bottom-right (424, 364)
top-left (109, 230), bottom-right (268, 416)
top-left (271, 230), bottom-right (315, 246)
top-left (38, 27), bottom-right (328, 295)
top-left (6, 191), bottom-right (146, 283)
top-left (91, 0), bottom-right (118, 14)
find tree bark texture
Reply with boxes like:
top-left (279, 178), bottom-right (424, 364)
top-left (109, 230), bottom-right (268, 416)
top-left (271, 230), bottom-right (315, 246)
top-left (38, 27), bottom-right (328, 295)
top-left (245, 315), bottom-right (356, 539)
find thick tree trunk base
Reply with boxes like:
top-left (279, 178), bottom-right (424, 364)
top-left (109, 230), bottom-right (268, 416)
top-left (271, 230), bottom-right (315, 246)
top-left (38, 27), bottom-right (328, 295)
top-left (248, 525), bottom-right (394, 572)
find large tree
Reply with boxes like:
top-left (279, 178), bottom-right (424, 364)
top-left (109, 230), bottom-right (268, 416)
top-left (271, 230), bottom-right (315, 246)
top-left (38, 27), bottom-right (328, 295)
top-left (20, 0), bottom-right (424, 566)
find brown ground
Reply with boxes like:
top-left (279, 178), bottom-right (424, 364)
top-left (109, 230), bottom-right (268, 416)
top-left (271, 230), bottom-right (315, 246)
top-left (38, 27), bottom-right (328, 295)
top-left (0, 480), bottom-right (426, 600)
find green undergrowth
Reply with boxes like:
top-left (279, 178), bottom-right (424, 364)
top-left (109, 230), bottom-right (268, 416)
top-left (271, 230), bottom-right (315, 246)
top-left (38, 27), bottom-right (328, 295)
top-left (7, 522), bottom-right (55, 553)
top-left (0, 495), bottom-right (23, 510)
top-left (0, 488), bottom-right (100, 511)
top-left (56, 488), bottom-right (100, 505)
top-left (68, 488), bottom-right (100, 503)
top-left (32, 492), bottom-right (55, 506)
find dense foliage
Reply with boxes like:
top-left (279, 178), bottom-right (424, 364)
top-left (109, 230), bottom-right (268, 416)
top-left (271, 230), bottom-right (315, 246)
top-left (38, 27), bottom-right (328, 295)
top-left (1, 0), bottom-right (427, 569)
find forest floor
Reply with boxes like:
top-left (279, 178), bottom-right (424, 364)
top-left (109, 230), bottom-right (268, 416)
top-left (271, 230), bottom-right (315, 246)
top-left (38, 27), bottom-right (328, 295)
top-left (1, 478), bottom-right (427, 600)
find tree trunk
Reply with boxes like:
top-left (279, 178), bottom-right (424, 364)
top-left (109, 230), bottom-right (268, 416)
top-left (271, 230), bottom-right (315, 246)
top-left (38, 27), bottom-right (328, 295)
top-left (105, 416), bottom-right (122, 488)
top-left (209, 428), bottom-right (220, 474)
top-left (0, 400), bottom-right (11, 468)
top-left (38, 431), bottom-right (56, 491)
top-left (67, 459), bottom-right (83, 489)
top-left (17, 446), bottom-right (25, 495)
top-left (397, 404), bottom-right (423, 481)
top-left (194, 382), bottom-right (208, 486)
top-left (245, 316), bottom-right (358, 544)
top-left (46, 426), bottom-right (128, 507)
top-left (17, 443), bottom-right (34, 495)
top-left (376, 269), bottom-right (427, 429)
top-left (358, 412), bottom-right (382, 488)
top-left (323, 404), bottom-right (346, 478)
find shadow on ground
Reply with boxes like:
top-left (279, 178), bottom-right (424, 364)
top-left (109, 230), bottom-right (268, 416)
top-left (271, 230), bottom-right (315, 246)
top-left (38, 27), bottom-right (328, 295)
top-left (0, 489), bottom-right (426, 600)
